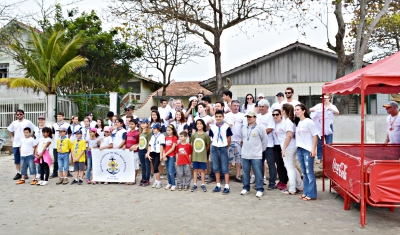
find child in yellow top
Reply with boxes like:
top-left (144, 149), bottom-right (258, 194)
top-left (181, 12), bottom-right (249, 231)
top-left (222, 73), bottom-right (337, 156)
top-left (56, 127), bottom-right (71, 185)
top-left (70, 130), bottom-right (86, 185)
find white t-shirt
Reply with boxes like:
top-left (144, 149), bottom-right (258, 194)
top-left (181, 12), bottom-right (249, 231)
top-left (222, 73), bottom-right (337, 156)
top-left (170, 108), bottom-right (187, 120)
top-left (149, 133), bottom-right (165, 153)
top-left (209, 123), bottom-right (233, 147)
top-left (99, 136), bottom-right (113, 148)
top-left (158, 106), bottom-right (172, 126)
top-left (229, 112), bottom-right (245, 142)
top-left (81, 126), bottom-right (91, 144)
top-left (224, 102), bottom-right (232, 113)
top-left (34, 126), bottom-right (47, 143)
top-left (20, 137), bottom-right (37, 156)
top-left (286, 99), bottom-right (300, 107)
top-left (386, 114), bottom-right (400, 144)
top-left (310, 103), bottom-right (338, 137)
top-left (37, 137), bottom-right (52, 154)
top-left (170, 121), bottom-right (188, 136)
top-left (209, 113), bottom-right (233, 127)
top-left (80, 120), bottom-right (97, 129)
top-left (274, 119), bottom-right (297, 150)
top-left (296, 118), bottom-right (319, 152)
top-left (88, 137), bottom-right (99, 150)
top-left (112, 128), bottom-right (127, 148)
top-left (256, 113), bottom-right (275, 148)
top-left (69, 124), bottom-right (82, 142)
top-left (7, 119), bottom-right (36, 147)
top-left (52, 122), bottom-right (71, 149)
top-left (242, 103), bottom-right (256, 114)
top-left (194, 114), bottom-right (213, 130)
top-left (271, 101), bottom-right (286, 112)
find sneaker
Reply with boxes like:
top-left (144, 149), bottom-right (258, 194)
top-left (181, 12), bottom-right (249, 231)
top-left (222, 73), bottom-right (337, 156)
top-left (222, 187), bottom-right (230, 195)
top-left (56, 178), bottom-right (64, 185)
top-left (250, 176), bottom-right (255, 184)
top-left (49, 174), bottom-right (58, 179)
top-left (138, 180), bottom-right (144, 186)
top-left (183, 185), bottom-right (190, 191)
top-left (278, 183), bottom-right (287, 190)
top-left (256, 191), bottom-right (263, 198)
top-left (152, 181), bottom-right (157, 188)
top-left (178, 186), bottom-right (182, 191)
top-left (156, 183), bottom-right (162, 189)
top-left (86, 179), bottom-right (91, 184)
top-left (13, 173), bottom-right (22, 180)
top-left (63, 178), bottom-right (69, 185)
top-left (234, 177), bottom-right (242, 183)
top-left (197, 174), bottom-right (201, 180)
top-left (36, 173), bottom-right (40, 178)
top-left (40, 181), bottom-right (48, 186)
top-left (165, 184), bottom-right (172, 190)
top-left (240, 189), bottom-right (249, 195)
top-left (144, 180), bottom-right (150, 187)
top-left (67, 172), bottom-right (73, 177)
top-left (92, 181), bottom-right (97, 185)
top-left (71, 179), bottom-right (78, 185)
top-left (31, 179), bottom-right (38, 185)
top-left (212, 186), bottom-right (221, 193)
top-left (160, 174), bottom-right (165, 179)
top-left (78, 179), bottom-right (83, 185)
top-left (263, 179), bottom-right (267, 185)
top-left (16, 179), bottom-right (25, 185)
top-left (150, 174), bottom-right (154, 178)
top-left (268, 184), bottom-right (276, 190)
top-left (201, 185), bottom-right (207, 192)
top-left (205, 175), bottom-right (210, 181)
top-left (25, 175), bottom-right (29, 179)
top-left (191, 185), bottom-right (198, 192)
top-left (37, 180), bottom-right (44, 185)
top-left (170, 186), bottom-right (176, 191)
top-left (206, 177), bottom-right (216, 184)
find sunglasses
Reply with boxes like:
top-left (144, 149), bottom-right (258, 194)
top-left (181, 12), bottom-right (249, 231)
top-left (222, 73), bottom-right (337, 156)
top-left (247, 97), bottom-right (253, 100)
top-left (285, 92), bottom-right (292, 94)
top-left (246, 116), bottom-right (255, 118)
top-left (16, 114), bottom-right (23, 116)
top-left (272, 114), bottom-right (280, 116)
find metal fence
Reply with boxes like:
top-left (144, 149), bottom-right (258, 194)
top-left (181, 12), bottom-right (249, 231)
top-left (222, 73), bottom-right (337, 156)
top-left (0, 97), bottom-right (47, 128)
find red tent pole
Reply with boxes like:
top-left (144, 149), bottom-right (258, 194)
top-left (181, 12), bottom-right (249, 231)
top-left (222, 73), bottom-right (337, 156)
top-left (322, 94), bottom-right (325, 191)
top-left (360, 90), bottom-right (366, 227)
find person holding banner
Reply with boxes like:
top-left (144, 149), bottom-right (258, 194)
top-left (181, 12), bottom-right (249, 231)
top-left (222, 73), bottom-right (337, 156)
top-left (125, 119), bottom-right (140, 185)
top-left (146, 123), bottom-right (165, 189)
top-left (86, 128), bottom-right (99, 184)
top-left (112, 119), bottom-right (127, 149)
top-left (97, 126), bottom-right (113, 185)
top-left (138, 119), bottom-right (152, 187)
top-left (70, 130), bottom-right (86, 185)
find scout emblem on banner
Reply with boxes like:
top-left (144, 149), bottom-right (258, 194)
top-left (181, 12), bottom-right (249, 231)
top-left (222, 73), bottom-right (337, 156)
top-left (193, 138), bottom-right (205, 153)
top-left (92, 149), bottom-right (135, 182)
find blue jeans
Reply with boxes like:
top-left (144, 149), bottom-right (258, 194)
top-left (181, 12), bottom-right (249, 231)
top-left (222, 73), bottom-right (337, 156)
top-left (139, 150), bottom-right (150, 181)
top-left (264, 147), bottom-right (276, 188)
top-left (86, 155), bottom-right (92, 180)
top-left (21, 155), bottom-right (36, 176)
top-left (211, 146), bottom-right (229, 174)
top-left (297, 147), bottom-right (317, 198)
top-left (166, 156), bottom-right (176, 186)
top-left (13, 147), bottom-right (21, 164)
top-left (58, 153), bottom-right (69, 172)
top-left (317, 134), bottom-right (333, 160)
top-left (242, 158), bottom-right (264, 192)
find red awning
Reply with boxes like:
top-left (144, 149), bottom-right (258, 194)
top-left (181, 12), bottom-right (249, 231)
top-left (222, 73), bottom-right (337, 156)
top-left (322, 51), bottom-right (400, 95)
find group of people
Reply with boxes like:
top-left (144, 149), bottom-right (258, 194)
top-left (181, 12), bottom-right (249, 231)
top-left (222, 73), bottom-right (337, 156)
top-left (7, 86), bottom-right (399, 200)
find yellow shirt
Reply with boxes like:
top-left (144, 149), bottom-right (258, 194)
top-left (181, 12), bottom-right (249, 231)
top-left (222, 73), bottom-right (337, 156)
top-left (57, 137), bottom-right (71, 153)
top-left (71, 139), bottom-right (86, 162)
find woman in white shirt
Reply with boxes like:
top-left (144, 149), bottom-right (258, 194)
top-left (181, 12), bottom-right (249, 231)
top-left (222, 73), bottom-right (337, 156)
top-left (242, 93), bottom-right (256, 114)
top-left (295, 104), bottom-right (319, 201)
top-left (310, 94), bottom-right (339, 164)
top-left (170, 110), bottom-right (188, 136)
top-left (275, 104), bottom-right (303, 195)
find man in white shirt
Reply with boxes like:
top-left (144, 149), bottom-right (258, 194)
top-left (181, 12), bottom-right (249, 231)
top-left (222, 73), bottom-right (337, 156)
top-left (383, 101), bottom-right (400, 144)
top-left (271, 92), bottom-right (286, 112)
top-left (256, 99), bottom-right (277, 189)
top-left (8, 109), bottom-right (36, 180)
top-left (169, 99), bottom-right (186, 122)
top-left (222, 90), bottom-right (233, 113)
top-left (228, 100), bottom-right (245, 182)
top-left (285, 87), bottom-right (300, 107)
top-left (158, 98), bottom-right (171, 126)
top-left (122, 106), bottom-right (139, 125)
top-left (51, 112), bottom-right (71, 178)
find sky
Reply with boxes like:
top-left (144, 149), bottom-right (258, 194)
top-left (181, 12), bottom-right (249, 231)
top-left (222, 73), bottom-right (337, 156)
top-left (8, 0), bottom-right (339, 82)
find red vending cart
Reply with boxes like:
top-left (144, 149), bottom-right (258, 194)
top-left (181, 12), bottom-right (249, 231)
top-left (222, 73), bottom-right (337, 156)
top-left (322, 51), bottom-right (400, 227)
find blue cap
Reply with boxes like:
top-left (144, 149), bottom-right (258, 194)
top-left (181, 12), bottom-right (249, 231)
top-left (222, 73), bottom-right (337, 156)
top-left (141, 118), bottom-right (150, 123)
top-left (75, 129), bottom-right (82, 135)
top-left (151, 123), bottom-right (161, 129)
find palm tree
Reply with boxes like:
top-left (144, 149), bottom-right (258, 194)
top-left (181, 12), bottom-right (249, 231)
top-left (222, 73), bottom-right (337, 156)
top-left (0, 27), bottom-right (86, 94)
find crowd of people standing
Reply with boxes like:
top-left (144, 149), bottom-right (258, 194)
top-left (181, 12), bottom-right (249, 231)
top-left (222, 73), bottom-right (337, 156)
top-left (7, 87), bottom-right (399, 199)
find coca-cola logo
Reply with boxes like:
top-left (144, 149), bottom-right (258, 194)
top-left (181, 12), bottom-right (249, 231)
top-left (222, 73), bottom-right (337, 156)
top-left (332, 158), bottom-right (347, 180)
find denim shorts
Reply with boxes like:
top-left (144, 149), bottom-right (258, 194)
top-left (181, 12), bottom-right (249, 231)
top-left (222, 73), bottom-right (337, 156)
top-left (13, 147), bottom-right (21, 164)
top-left (192, 161), bottom-right (207, 169)
top-left (21, 155), bottom-right (36, 175)
top-left (211, 146), bottom-right (229, 174)
top-left (58, 153), bottom-right (70, 172)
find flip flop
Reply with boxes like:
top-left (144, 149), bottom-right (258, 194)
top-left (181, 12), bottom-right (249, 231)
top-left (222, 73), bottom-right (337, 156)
top-left (302, 197), bottom-right (317, 201)
top-left (299, 194), bottom-right (306, 199)
top-left (282, 190), bottom-right (296, 195)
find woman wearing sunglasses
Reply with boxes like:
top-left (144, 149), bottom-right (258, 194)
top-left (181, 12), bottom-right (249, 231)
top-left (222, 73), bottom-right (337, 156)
top-left (242, 94), bottom-right (255, 114)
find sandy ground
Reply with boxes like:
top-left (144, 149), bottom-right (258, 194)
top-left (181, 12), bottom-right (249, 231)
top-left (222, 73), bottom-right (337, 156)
top-left (0, 154), bottom-right (399, 235)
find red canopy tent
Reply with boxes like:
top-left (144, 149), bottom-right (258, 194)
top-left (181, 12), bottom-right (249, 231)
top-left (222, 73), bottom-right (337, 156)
top-left (322, 51), bottom-right (400, 227)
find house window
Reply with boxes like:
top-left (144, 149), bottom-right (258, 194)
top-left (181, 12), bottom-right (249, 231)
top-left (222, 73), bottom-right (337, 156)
top-left (0, 63), bottom-right (8, 78)
top-left (126, 81), bottom-right (141, 93)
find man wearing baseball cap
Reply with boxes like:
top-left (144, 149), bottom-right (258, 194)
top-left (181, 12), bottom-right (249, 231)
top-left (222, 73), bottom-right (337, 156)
top-left (271, 92), bottom-right (286, 112)
top-left (383, 101), bottom-right (400, 144)
top-left (122, 106), bottom-right (139, 124)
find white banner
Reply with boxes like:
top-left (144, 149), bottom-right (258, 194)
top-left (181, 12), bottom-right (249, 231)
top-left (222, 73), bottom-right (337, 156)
top-left (92, 149), bottom-right (135, 182)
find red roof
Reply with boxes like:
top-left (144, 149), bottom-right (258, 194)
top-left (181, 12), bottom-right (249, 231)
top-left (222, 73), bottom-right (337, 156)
top-left (323, 51), bottom-right (400, 95)
top-left (155, 80), bottom-right (213, 97)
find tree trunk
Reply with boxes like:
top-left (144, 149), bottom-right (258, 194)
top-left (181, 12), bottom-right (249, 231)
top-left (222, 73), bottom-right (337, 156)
top-left (213, 34), bottom-right (223, 99)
